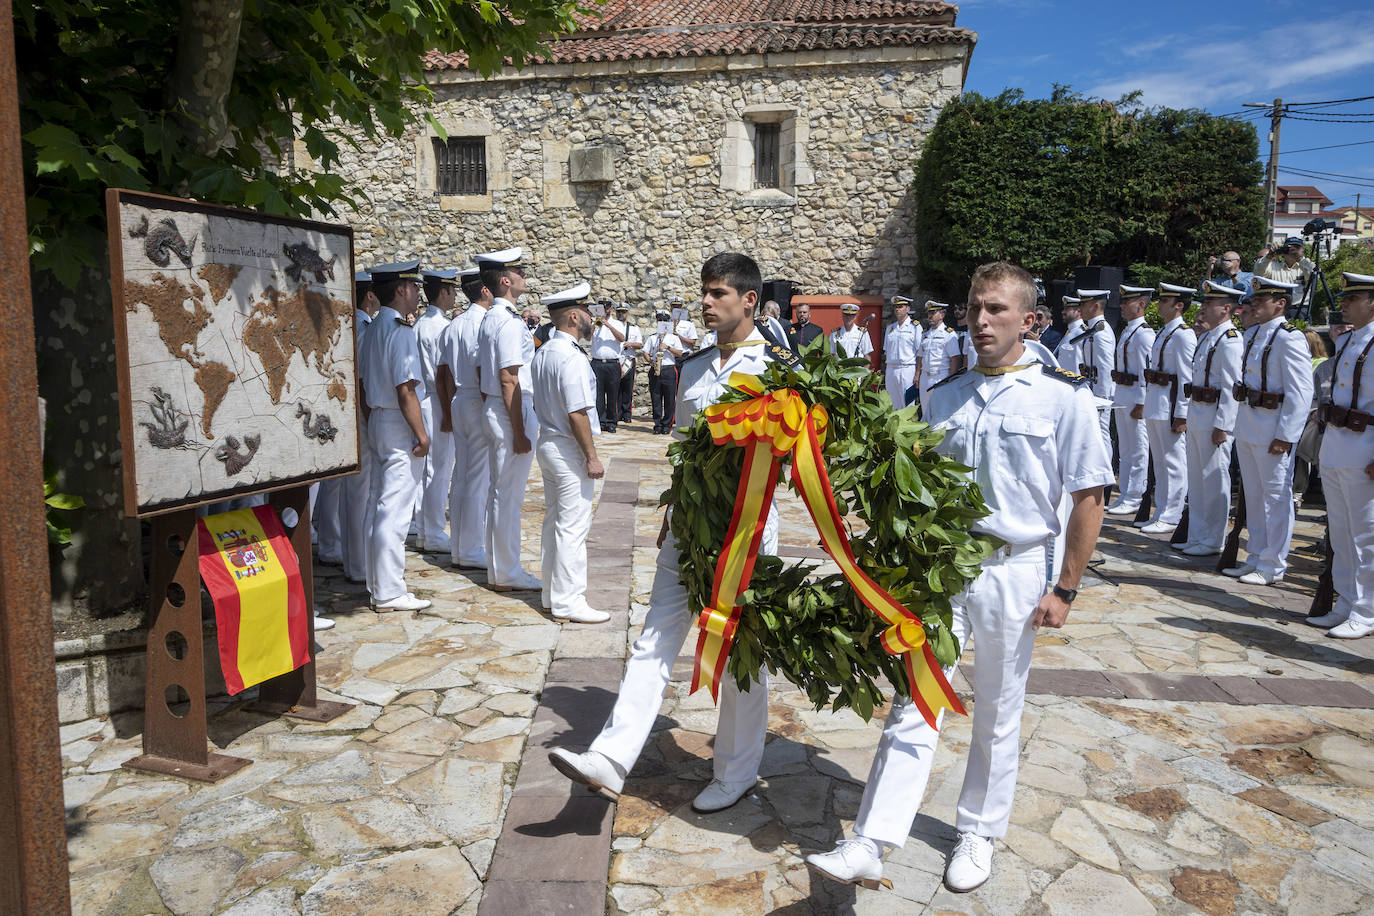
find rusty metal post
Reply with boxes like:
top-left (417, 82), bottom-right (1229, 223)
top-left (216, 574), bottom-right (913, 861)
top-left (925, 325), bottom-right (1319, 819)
top-left (0, 6), bottom-right (75, 913)
top-left (250, 486), bottom-right (352, 722)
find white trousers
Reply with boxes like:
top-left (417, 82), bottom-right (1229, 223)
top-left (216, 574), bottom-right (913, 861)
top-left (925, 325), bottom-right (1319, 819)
top-left (1324, 465), bottom-right (1374, 628)
top-left (315, 479), bottom-right (344, 563)
top-left (410, 401), bottom-right (430, 535)
top-left (448, 391), bottom-right (490, 567)
top-left (1184, 424), bottom-right (1231, 551)
top-left (342, 416), bottom-right (372, 583)
top-left (367, 408), bottom-right (422, 603)
top-left (417, 394), bottom-right (455, 548)
top-left (1112, 409), bottom-right (1148, 505)
top-left (482, 397), bottom-right (538, 585)
top-left (590, 526), bottom-right (773, 783)
top-left (537, 435), bottom-right (594, 615)
top-left (1235, 439), bottom-right (1295, 578)
top-left (886, 365), bottom-right (916, 409)
top-left (1145, 418), bottom-right (1188, 526)
top-left (854, 544), bottom-right (1046, 846)
top-left (1095, 408), bottom-right (1112, 459)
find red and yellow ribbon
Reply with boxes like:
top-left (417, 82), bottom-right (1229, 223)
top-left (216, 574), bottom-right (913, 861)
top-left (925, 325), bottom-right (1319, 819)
top-left (691, 374), bottom-right (966, 730)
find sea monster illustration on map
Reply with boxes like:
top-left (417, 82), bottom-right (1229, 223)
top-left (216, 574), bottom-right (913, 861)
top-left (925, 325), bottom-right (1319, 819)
top-left (139, 387), bottom-right (190, 448)
top-left (295, 403), bottom-right (339, 443)
top-left (215, 434), bottom-right (261, 475)
top-left (283, 241), bottom-right (337, 284)
top-left (129, 214), bottom-right (196, 268)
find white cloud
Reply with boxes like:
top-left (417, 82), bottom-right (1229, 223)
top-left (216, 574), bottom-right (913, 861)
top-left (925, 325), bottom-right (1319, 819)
top-left (1086, 12), bottom-right (1374, 109)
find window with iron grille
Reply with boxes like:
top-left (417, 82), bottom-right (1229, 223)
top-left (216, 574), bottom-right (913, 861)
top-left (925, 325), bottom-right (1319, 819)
top-left (753, 123), bottom-right (780, 189)
top-left (433, 137), bottom-right (487, 195)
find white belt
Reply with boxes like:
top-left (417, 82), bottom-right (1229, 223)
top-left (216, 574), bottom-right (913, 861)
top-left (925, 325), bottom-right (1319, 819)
top-left (984, 539), bottom-right (1048, 564)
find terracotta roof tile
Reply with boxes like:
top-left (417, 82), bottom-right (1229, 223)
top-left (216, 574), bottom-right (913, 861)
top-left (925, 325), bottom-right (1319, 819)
top-left (427, 0), bottom-right (970, 69)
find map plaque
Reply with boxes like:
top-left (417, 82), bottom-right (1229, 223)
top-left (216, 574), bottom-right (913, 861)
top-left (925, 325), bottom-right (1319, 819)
top-left (107, 189), bottom-right (360, 518)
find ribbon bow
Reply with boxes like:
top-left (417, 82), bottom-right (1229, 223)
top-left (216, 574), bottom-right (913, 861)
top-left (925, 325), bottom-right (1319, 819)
top-left (690, 375), bottom-right (965, 730)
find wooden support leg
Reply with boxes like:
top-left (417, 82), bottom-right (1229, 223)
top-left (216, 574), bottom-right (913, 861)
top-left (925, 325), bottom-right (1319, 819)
top-left (248, 486), bottom-right (353, 723)
top-left (124, 510), bottom-right (251, 782)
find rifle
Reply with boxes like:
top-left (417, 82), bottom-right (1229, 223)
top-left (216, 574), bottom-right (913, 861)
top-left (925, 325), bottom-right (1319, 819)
top-left (1308, 525), bottom-right (1335, 617)
top-left (1170, 506), bottom-right (1190, 547)
top-left (1217, 474), bottom-right (1246, 573)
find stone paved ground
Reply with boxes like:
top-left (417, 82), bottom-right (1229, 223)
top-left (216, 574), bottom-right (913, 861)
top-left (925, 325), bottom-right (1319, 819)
top-left (62, 423), bottom-right (1374, 915)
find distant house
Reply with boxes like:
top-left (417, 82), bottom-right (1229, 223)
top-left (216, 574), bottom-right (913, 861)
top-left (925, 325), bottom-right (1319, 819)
top-left (1270, 185), bottom-right (1333, 246)
top-left (1319, 205), bottom-right (1374, 247)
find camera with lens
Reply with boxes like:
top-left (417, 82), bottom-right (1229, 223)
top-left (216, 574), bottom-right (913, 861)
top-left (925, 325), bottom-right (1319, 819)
top-left (1303, 217), bottom-right (1339, 236)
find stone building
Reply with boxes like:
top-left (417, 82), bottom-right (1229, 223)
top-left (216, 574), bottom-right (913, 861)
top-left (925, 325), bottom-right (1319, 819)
top-left (337, 0), bottom-right (976, 309)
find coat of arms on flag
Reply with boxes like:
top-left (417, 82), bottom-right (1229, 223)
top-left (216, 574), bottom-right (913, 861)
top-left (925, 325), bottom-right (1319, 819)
top-left (197, 505), bottom-right (310, 694)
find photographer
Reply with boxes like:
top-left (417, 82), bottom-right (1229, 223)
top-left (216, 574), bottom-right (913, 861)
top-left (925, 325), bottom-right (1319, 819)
top-left (1254, 238), bottom-right (1314, 308)
top-left (1204, 250), bottom-right (1254, 303)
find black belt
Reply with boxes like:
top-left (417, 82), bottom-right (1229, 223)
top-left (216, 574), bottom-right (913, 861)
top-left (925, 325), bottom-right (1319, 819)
top-left (591, 357), bottom-right (619, 363)
top-left (1322, 404), bottom-right (1371, 432)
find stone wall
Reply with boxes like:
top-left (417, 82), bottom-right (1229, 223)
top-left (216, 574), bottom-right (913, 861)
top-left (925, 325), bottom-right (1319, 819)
top-left (325, 44), bottom-right (969, 325)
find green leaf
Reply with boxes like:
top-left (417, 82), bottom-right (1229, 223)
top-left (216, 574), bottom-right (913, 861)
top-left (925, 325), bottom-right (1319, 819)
top-left (45, 493), bottom-right (85, 510)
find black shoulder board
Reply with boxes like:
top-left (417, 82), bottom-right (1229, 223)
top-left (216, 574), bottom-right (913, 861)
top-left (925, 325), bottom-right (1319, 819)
top-left (677, 346), bottom-right (714, 370)
top-left (1043, 364), bottom-right (1088, 386)
top-left (1280, 321), bottom-right (1299, 332)
top-left (395, 316), bottom-right (410, 326)
top-left (765, 342), bottom-right (801, 369)
top-left (1224, 328), bottom-right (1238, 338)
top-left (931, 368), bottom-right (967, 390)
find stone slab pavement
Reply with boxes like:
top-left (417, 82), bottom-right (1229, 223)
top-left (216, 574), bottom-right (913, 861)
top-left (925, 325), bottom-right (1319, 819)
top-left (62, 421), bottom-right (1374, 915)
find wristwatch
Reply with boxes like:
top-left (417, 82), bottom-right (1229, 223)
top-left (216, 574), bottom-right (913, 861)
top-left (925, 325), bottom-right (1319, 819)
top-left (1052, 584), bottom-right (1078, 604)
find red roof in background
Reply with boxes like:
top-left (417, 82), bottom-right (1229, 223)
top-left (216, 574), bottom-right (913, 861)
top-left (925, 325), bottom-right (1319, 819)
top-left (426, 0), bottom-right (971, 69)
top-left (1277, 185), bottom-right (1333, 205)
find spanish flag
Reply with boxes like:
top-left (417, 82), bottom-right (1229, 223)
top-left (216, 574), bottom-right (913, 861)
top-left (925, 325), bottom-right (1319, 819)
top-left (197, 506), bottom-right (310, 695)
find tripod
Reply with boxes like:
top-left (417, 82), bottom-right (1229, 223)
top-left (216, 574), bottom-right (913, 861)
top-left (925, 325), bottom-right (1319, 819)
top-left (1295, 232), bottom-right (1339, 324)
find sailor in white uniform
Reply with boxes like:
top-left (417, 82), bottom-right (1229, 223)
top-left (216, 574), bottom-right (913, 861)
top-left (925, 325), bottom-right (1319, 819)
top-left (1307, 272), bottom-right (1374, 638)
top-left (530, 282), bottom-right (610, 625)
top-left (548, 253), bottom-right (791, 815)
top-left (830, 301), bottom-right (875, 360)
top-left (883, 295), bottom-right (921, 408)
top-left (1068, 289), bottom-right (1116, 453)
top-left (916, 301), bottom-right (952, 414)
top-left (359, 261), bottom-right (432, 613)
top-left (437, 267), bottom-right (492, 570)
top-left (1138, 284), bottom-right (1197, 533)
top-left (1053, 297), bottom-right (1084, 368)
top-left (1178, 282), bottom-right (1243, 556)
top-left (476, 247), bottom-right (541, 591)
top-left (806, 261), bottom-right (1111, 895)
top-left (1222, 276), bottom-right (1313, 585)
top-left (343, 271), bottom-right (379, 586)
top-left (413, 268), bottom-right (457, 553)
top-left (1106, 285), bottom-right (1155, 516)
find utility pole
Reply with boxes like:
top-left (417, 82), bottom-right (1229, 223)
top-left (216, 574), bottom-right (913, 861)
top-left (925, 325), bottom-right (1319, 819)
top-left (1245, 98), bottom-right (1284, 243)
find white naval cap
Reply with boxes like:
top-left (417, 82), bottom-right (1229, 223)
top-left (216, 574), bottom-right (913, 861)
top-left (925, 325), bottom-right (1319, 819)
top-left (541, 281), bottom-right (591, 308)
top-left (474, 247), bottom-right (524, 270)
top-left (1062, 296), bottom-right (1081, 304)
top-left (1076, 289), bottom-right (1110, 301)
top-left (1339, 272), bottom-right (1374, 296)
top-left (925, 300), bottom-right (949, 311)
top-left (1119, 284), bottom-right (1153, 297)
top-left (1201, 280), bottom-right (1244, 300)
top-left (1251, 275), bottom-right (1299, 296)
top-left (459, 267), bottom-right (479, 278)
top-left (840, 301), bottom-right (860, 314)
top-left (1159, 282), bottom-right (1196, 299)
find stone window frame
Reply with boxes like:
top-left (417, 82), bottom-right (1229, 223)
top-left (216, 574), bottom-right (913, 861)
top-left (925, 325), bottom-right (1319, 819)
top-left (720, 104), bottom-right (813, 207)
top-left (415, 118), bottom-right (509, 213)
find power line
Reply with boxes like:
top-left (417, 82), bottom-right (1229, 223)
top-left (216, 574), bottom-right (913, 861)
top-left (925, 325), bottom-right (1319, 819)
top-left (1281, 139), bottom-right (1374, 155)
top-left (1282, 165), bottom-right (1374, 182)
top-left (1285, 115), bottom-right (1374, 124)
top-left (1286, 95), bottom-right (1374, 107)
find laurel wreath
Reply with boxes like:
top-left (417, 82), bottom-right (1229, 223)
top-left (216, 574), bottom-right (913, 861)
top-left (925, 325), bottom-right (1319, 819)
top-left (665, 350), bottom-right (1000, 719)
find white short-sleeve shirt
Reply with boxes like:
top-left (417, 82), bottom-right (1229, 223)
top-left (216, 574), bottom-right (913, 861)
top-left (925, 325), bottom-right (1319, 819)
top-left (361, 307), bottom-right (425, 409)
top-left (440, 303), bottom-right (487, 394)
top-left (532, 330), bottom-right (599, 440)
top-left (884, 319), bottom-right (920, 366)
top-left (590, 316), bottom-right (625, 360)
top-left (831, 324), bottom-right (874, 359)
top-left (478, 299), bottom-right (534, 397)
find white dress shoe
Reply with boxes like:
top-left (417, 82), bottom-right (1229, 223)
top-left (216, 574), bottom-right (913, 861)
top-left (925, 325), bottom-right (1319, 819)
top-left (490, 569), bottom-right (542, 591)
top-left (945, 832), bottom-right (994, 893)
top-left (1221, 563), bottom-right (1255, 578)
top-left (1182, 544), bottom-right (1220, 556)
top-left (313, 613), bottom-right (336, 631)
top-left (1305, 610), bottom-right (1350, 628)
top-left (691, 777), bottom-right (757, 812)
top-left (1238, 570), bottom-right (1280, 586)
top-left (554, 606), bottom-right (611, 624)
top-left (371, 592), bottom-right (432, 612)
top-left (1140, 521), bottom-right (1174, 534)
top-left (1170, 541), bottom-right (1195, 552)
top-left (1106, 502), bottom-right (1140, 516)
top-left (805, 837), bottom-right (892, 890)
top-left (419, 536), bottom-right (451, 554)
top-left (1328, 619), bottom-right (1374, 639)
top-left (547, 748), bottom-right (624, 801)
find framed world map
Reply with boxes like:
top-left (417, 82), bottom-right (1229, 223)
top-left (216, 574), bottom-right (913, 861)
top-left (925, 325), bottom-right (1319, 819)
top-left (107, 190), bottom-right (360, 517)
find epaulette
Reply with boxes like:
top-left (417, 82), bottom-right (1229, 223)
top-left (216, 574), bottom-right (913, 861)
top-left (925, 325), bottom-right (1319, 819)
top-left (1280, 322), bottom-right (1300, 332)
top-left (931, 368), bottom-right (967, 390)
top-left (1069, 324), bottom-right (1101, 344)
top-left (765, 341), bottom-right (801, 369)
top-left (1224, 328), bottom-right (1238, 338)
top-left (1043, 364), bottom-right (1089, 387)
top-left (677, 346), bottom-right (714, 370)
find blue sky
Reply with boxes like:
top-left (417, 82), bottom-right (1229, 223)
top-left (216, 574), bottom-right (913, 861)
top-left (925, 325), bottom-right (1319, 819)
top-left (957, 1), bottom-right (1374, 212)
